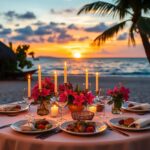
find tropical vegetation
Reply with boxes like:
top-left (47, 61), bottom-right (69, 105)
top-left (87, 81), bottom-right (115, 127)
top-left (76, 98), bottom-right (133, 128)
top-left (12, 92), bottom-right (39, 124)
top-left (78, 0), bottom-right (150, 63)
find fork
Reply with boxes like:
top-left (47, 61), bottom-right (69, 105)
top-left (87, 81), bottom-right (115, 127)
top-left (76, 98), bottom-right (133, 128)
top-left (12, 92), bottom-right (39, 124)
top-left (105, 122), bottom-right (129, 137)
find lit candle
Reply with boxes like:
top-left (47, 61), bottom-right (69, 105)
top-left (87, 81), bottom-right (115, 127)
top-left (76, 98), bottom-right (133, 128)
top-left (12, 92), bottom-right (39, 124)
top-left (38, 65), bottom-right (42, 91)
top-left (64, 61), bottom-right (67, 83)
top-left (27, 74), bottom-right (31, 98)
top-left (96, 72), bottom-right (99, 92)
top-left (51, 104), bottom-right (59, 117)
top-left (88, 105), bottom-right (97, 113)
top-left (85, 69), bottom-right (88, 90)
top-left (54, 71), bottom-right (58, 94)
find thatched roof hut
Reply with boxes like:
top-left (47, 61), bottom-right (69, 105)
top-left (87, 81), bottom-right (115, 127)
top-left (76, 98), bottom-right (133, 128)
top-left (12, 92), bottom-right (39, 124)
top-left (0, 41), bottom-right (16, 61)
top-left (0, 41), bottom-right (17, 79)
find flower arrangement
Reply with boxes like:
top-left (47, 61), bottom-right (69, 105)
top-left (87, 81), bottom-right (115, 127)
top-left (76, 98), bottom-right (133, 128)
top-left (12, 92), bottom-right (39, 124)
top-left (59, 85), bottom-right (95, 107)
top-left (31, 77), bottom-right (54, 102)
top-left (107, 83), bottom-right (130, 113)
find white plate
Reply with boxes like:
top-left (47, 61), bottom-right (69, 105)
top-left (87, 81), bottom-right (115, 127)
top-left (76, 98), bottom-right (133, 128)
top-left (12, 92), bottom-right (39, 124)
top-left (122, 102), bottom-right (150, 113)
top-left (109, 117), bottom-right (150, 131)
top-left (11, 119), bottom-right (58, 134)
top-left (60, 121), bottom-right (107, 136)
top-left (0, 103), bottom-right (29, 114)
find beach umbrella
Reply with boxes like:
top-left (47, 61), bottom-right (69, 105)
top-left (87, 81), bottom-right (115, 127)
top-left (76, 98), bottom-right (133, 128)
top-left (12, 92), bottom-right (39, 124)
top-left (0, 41), bottom-right (16, 61)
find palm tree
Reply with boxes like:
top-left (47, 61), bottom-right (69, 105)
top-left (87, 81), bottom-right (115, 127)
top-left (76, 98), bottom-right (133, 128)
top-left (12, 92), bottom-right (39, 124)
top-left (78, 0), bottom-right (150, 63)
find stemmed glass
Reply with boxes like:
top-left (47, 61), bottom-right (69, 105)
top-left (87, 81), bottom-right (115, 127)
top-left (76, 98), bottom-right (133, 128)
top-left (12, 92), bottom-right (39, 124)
top-left (56, 97), bottom-right (68, 123)
top-left (99, 88), bottom-right (109, 120)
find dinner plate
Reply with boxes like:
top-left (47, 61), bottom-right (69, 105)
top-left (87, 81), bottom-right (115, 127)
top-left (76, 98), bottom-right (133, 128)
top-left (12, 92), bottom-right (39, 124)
top-left (60, 121), bottom-right (107, 136)
top-left (0, 103), bottom-right (30, 114)
top-left (122, 102), bottom-right (150, 113)
top-left (109, 117), bottom-right (150, 131)
top-left (11, 119), bottom-right (58, 134)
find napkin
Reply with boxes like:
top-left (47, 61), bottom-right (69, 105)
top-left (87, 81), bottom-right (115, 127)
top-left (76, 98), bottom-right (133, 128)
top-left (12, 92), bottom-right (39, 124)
top-left (128, 118), bottom-right (150, 129)
top-left (129, 103), bottom-right (150, 110)
top-left (21, 123), bottom-right (35, 131)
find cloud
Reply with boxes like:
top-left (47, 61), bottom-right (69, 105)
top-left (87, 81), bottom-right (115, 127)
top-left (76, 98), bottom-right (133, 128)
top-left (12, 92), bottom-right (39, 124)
top-left (50, 8), bottom-right (76, 15)
top-left (0, 28), bottom-right (12, 35)
top-left (33, 21), bottom-right (46, 26)
top-left (117, 32), bottom-right (128, 40)
top-left (4, 11), bottom-right (36, 20)
top-left (15, 26), bottom-right (33, 35)
top-left (85, 22), bottom-right (108, 32)
top-left (0, 24), bottom-right (3, 29)
top-left (67, 24), bottom-right (78, 30)
top-left (78, 36), bottom-right (89, 41)
top-left (11, 35), bottom-right (27, 41)
top-left (34, 26), bottom-right (52, 35)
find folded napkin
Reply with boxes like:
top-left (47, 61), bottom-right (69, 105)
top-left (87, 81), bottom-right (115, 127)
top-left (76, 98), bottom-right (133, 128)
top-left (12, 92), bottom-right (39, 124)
top-left (21, 123), bottom-right (35, 131)
top-left (128, 118), bottom-right (150, 129)
top-left (129, 103), bottom-right (150, 110)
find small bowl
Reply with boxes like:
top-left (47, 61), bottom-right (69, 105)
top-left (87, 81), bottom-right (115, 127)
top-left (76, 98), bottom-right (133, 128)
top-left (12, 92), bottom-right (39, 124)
top-left (71, 111), bottom-right (94, 120)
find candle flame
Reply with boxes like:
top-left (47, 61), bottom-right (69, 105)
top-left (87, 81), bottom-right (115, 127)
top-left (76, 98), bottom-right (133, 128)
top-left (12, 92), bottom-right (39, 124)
top-left (38, 65), bottom-right (41, 69)
top-left (28, 74), bottom-right (31, 79)
top-left (64, 61), bottom-right (67, 66)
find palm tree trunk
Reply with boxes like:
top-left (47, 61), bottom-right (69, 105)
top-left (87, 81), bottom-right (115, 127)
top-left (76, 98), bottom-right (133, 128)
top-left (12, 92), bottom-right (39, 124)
top-left (139, 31), bottom-right (150, 63)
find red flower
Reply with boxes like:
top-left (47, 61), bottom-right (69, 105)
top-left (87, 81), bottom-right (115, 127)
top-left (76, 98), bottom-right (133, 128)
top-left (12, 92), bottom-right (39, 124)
top-left (31, 77), bottom-right (54, 101)
top-left (107, 84), bottom-right (130, 101)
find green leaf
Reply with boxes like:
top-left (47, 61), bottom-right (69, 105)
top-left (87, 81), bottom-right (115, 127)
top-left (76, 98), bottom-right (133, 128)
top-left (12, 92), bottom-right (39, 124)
top-left (137, 17), bottom-right (150, 37)
top-left (77, 1), bottom-right (132, 19)
top-left (93, 20), bottom-right (128, 46)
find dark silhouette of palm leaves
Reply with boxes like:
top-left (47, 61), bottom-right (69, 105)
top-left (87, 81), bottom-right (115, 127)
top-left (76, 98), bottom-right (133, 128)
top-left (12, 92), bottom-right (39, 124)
top-left (78, 0), bottom-right (150, 47)
top-left (93, 20), bottom-right (128, 46)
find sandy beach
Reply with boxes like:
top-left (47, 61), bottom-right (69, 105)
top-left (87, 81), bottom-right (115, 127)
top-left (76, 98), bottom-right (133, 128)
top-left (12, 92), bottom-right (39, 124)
top-left (0, 76), bottom-right (150, 104)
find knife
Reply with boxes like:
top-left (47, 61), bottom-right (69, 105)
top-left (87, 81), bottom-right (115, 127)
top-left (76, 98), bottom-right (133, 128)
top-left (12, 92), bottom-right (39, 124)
top-left (0, 123), bottom-right (11, 129)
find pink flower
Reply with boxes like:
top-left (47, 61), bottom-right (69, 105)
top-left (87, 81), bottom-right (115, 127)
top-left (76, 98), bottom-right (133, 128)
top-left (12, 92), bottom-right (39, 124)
top-left (107, 84), bottom-right (130, 101)
top-left (31, 77), bottom-right (54, 101)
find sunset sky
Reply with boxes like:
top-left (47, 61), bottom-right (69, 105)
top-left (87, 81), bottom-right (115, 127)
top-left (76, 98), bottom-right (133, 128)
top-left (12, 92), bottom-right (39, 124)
top-left (0, 0), bottom-right (146, 58)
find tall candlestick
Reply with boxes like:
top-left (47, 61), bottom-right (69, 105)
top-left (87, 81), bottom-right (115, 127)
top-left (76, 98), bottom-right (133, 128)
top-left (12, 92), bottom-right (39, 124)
top-left (85, 69), bottom-right (88, 90)
top-left (96, 72), bottom-right (99, 92)
top-left (64, 61), bottom-right (67, 83)
top-left (38, 65), bottom-right (42, 91)
top-left (27, 74), bottom-right (31, 98)
top-left (54, 71), bottom-right (58, 94)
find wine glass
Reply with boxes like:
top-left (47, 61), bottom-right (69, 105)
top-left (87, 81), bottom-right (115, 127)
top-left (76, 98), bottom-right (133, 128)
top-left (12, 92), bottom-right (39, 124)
top-left (56, 97), bottom-right (68, 123)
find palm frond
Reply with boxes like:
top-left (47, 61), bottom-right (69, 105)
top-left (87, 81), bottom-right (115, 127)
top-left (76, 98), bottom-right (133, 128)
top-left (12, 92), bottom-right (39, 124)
top-left (128, 23), bottom-right (136, 46)
top-left (137, 17), bottom-right (150, 38)
top-left (142, 0), bottom-right (150, 13)
top-left (115, 0), bottom-right (131, 19)
top-left (93, 20), bottom-right (128, 46)
top-left (77, 1), bottom-right (132, 19)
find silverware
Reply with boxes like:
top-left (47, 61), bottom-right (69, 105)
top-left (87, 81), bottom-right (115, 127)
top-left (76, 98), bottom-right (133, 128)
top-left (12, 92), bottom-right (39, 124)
top-left (0, 123), bottom-right (11, 129)
top-left (36, 128), bottom-right (62, 139)
top-left (105, 122), bottom-right (129, 137)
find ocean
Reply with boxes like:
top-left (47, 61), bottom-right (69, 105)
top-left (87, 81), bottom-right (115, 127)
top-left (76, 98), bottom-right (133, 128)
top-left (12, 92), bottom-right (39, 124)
top-left (30, 57), bottom-right (150, 77)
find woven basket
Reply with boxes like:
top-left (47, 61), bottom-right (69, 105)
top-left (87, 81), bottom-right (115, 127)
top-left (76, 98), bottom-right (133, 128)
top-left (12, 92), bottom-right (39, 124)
top-left (71, 111), bottom-right (94, 120)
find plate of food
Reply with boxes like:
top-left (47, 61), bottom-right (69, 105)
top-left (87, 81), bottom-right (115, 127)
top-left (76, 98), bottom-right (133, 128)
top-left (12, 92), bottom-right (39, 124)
top-left (11, 118), bottom-right (58, 134)
top-left (60, 120), bottom-right (107, 136)
top-left (109, 117), bottom-right (150, 131)
top-left (0, 103), bottom-right (29, 114)
top-left (122, 102), bottom-right (150, 113)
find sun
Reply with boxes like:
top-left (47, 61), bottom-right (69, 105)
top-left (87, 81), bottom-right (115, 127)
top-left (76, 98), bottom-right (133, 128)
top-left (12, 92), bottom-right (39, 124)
top-left (74, 52), bottom-right (81, 58)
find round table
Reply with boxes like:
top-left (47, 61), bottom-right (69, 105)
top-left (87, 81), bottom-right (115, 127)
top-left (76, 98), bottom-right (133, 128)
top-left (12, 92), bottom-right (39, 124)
top-left (0, 105), bottom-right (150, 150)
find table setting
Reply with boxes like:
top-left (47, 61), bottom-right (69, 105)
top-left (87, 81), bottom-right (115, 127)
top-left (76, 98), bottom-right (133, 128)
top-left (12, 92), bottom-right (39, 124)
top-left (0, 63), bottom-right (150, 150)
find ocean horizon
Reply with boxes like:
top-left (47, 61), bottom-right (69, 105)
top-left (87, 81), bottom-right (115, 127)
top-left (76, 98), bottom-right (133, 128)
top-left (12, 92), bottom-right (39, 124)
top-left (28, 57), bottom-right (150, 77)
